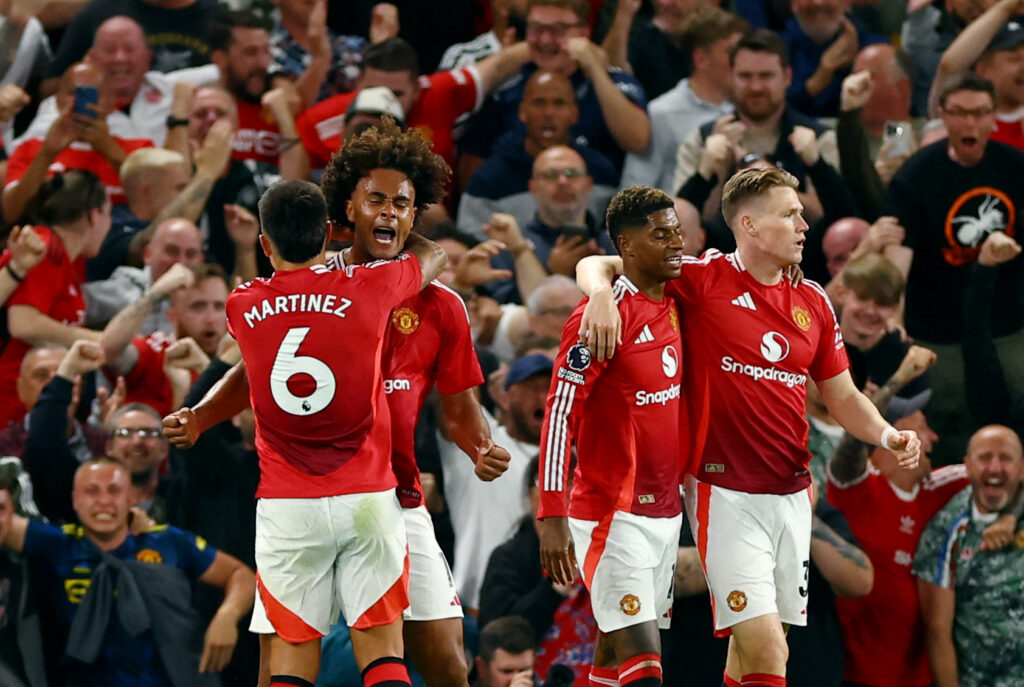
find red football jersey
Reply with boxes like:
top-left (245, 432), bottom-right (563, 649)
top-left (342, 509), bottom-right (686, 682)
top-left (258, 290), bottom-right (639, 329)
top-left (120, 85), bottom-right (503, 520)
top-left (828, 463), bottom-right (969, 687)
top-left (233, 100), bottom-right (282, 166)
top-left (538, 276), bottom-right (684, 521)
top-left (665, 250), bottom-right (848, 495)
top-left (0, 226), bottom-right (86, 425)
top-left (225, 257), bottom-right (422, 499)
top-left (296, 67), bottom-right (481, 170)
top-left (327, 252), bottom-right (484, 508)
top-left (105, 332), bottom-right (196, 417)
top-left (5, 137), bottom-right (155, 205)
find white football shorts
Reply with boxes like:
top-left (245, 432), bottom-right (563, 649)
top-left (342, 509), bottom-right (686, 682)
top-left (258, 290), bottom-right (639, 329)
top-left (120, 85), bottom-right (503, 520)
top-left (249, 490), bottom-right (409, 641)
top-left (569, 510), bottom-right (682, 633)
top-left (684, 474), bottom-right (812, 636)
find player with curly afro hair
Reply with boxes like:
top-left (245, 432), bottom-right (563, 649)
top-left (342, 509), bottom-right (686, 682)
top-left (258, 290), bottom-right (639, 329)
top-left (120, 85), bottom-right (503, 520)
top-left (320, 117), bottom-right (451, 228)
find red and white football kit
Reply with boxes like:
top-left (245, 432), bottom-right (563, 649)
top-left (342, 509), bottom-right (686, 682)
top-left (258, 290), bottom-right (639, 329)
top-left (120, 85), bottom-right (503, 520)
top-left (0, 226), bottom-right (86, 426)
top-left (669, 250), bottom-right (849, 634)
top-left (296, 66), bottom-right (482, 171)
top-left (331, 251), bottom-right (483, 621)
top-left (828, 462), bottom-right (968, 687)
top-left (5, 137), bottom-right (155, 205)
top-left (232, 100), bottom-right (281, 166)
top-left (539, 276), bottom-right (683, 633)
top-left (226, 256), bottom-right (421, 641)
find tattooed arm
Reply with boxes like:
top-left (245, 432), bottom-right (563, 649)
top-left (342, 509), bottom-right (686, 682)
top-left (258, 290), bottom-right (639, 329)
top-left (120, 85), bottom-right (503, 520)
top-left (829, 344), bottom-right (937, 485)
top-left (125, 120), bottom-right (235, 266)
top-left (811, 503), bottom-right (874, 597)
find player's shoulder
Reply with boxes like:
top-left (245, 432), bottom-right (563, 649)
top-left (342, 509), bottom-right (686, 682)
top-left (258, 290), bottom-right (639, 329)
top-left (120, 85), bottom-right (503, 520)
top-left (422, 279), bottom-right (471, 314)
top-left (226, 275), bottom-right (274, 302)
top-left (680, 248), bottom-right (731, 271)
top-left (793, 278), bottom-right (837, 315)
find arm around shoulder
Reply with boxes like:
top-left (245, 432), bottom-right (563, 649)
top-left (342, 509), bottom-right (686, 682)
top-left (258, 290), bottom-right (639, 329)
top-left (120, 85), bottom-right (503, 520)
top-left (404, 232), bottom-right (446, 288)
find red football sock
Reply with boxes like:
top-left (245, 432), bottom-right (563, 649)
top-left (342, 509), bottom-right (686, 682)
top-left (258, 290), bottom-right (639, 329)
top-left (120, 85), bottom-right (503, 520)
top-left (270, 677), bottom-right (314, 687)
top-left (361, 656), bottom-right (411, 687)
top-left (589, 665), bottom-right (620, 687)
top-left (722, 670), bottom-right (742, 687)
top-left (618, 652), bottom-right (662, 687)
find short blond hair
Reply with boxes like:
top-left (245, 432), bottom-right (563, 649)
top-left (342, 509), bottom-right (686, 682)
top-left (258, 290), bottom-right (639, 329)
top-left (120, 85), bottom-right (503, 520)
top-left (120, 147), bottom-right (187, 195)
top-left (721, 167), bottom-right (798, 227)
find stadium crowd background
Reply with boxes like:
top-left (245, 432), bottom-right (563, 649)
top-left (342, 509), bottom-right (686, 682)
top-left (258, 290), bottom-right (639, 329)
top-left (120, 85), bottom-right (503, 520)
top-left (0, 0), bottom-right (1021, 685)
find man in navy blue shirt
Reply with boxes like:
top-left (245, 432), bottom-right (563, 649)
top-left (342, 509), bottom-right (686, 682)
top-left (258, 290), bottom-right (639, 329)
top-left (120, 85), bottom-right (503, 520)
top-left (458, 68), bottom-right (618, 239)
top-left (460, 0), bottom-right (649, 175)
top-left (1, 457), bottom-right (255, 687)
top-left (780, 0), bottom-right (887, 117)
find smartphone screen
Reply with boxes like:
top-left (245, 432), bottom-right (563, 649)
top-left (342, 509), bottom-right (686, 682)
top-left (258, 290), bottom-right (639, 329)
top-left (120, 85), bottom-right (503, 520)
top-left (73, 85), bottom-right (99, 118)
top-left (883, 120), bottom-right (912, 157)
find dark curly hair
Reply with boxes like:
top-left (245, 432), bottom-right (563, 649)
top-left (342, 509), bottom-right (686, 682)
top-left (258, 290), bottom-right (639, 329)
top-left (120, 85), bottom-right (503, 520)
top-left (320, 117), bottom-right (451, 226)
top-left (605, 185), bottom-right (674, 254)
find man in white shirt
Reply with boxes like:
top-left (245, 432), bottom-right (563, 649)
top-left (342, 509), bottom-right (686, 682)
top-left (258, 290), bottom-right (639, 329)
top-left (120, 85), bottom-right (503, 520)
top-left (15, 15), bottom-right (217, 148)
top-left (622, 7), bottom-right (746, 193)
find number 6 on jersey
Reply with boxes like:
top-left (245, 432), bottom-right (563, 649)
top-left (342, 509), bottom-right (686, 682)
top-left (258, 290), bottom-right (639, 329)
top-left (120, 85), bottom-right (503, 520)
top-left (270, 327), bottom-right (336, 415)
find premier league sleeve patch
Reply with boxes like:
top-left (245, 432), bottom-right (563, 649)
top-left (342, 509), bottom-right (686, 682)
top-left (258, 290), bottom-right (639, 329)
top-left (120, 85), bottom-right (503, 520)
top-left (567, 343), bottom-right (592, 371)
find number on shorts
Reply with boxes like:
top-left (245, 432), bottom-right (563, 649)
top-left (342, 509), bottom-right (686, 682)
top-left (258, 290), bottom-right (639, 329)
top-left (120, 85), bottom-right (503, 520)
top-left (270, 327), bottom-right (336, 415)
top-left (798, 559), bottom-right (810, 598)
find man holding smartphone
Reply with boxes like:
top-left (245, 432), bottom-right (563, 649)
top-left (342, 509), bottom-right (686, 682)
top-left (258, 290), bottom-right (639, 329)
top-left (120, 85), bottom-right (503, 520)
top-left (485, 145), bottom-right (613, 304)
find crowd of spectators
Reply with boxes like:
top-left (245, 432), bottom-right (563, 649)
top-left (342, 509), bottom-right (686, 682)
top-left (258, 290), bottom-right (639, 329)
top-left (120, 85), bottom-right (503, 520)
top-left (0, 0), bottom-right (1022, 686)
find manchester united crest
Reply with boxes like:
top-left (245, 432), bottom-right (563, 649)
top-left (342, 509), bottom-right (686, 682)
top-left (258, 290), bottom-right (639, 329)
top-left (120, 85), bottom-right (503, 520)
top-left (727, 590), bottom-right (747, 612)
top-left (392, 307), bottom-right (420, 334)
top-left (792, 306), bottom-right (811, 332)
top-left (136, 549), bottom-right (163, 564)
top-left (669, 306), bottom-right (679, 332)
top-left (620, 594), bottom-right (641, 615)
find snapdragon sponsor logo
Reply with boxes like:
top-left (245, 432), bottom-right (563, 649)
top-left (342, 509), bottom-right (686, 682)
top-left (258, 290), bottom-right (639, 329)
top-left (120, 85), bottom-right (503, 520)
top-left (635, 383), bottom-right (681, 407)
top-left (720, 357), bottom-right (808, 388)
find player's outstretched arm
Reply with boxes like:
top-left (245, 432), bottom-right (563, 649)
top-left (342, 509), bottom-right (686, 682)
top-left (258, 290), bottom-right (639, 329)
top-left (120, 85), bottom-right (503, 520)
top-left (163, 360), bottom-right (251, 449)
top-left (403, 232), bottom-right (447, 289)
top-left (818, 369), bottom-right (921, 470)
top-left (575, 255), bottom-right (624, 361)
top-left (828, 345), bottom-right (936, 484)
top-left (439, 389), bottom-right (510, 481)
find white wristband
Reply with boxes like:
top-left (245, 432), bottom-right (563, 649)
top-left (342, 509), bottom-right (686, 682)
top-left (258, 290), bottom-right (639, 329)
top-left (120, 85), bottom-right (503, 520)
top-left (880, 426), bottom-right (899, 450)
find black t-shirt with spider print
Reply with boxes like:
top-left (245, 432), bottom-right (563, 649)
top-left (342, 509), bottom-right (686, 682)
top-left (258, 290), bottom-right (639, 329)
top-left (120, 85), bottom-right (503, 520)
top-left (885, 139), bottom-right (1024, 343)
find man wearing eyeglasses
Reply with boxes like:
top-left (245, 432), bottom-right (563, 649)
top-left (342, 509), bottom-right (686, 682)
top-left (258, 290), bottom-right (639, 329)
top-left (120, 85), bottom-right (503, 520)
top-left (460, 0), bottom-right (650, 177)
top-left (482, 145), bottom-right (615, 305)
top-left (884, 72), bottom-right (1024, 465)
top-left (106, 404), bottom-right (171, 520)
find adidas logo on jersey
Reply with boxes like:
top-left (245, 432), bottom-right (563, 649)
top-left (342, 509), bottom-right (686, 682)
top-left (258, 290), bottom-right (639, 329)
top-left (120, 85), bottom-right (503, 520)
top-left (634, 325), bottom-right (655, 344)
top-left (731, 292), bottom-right (756, 310)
